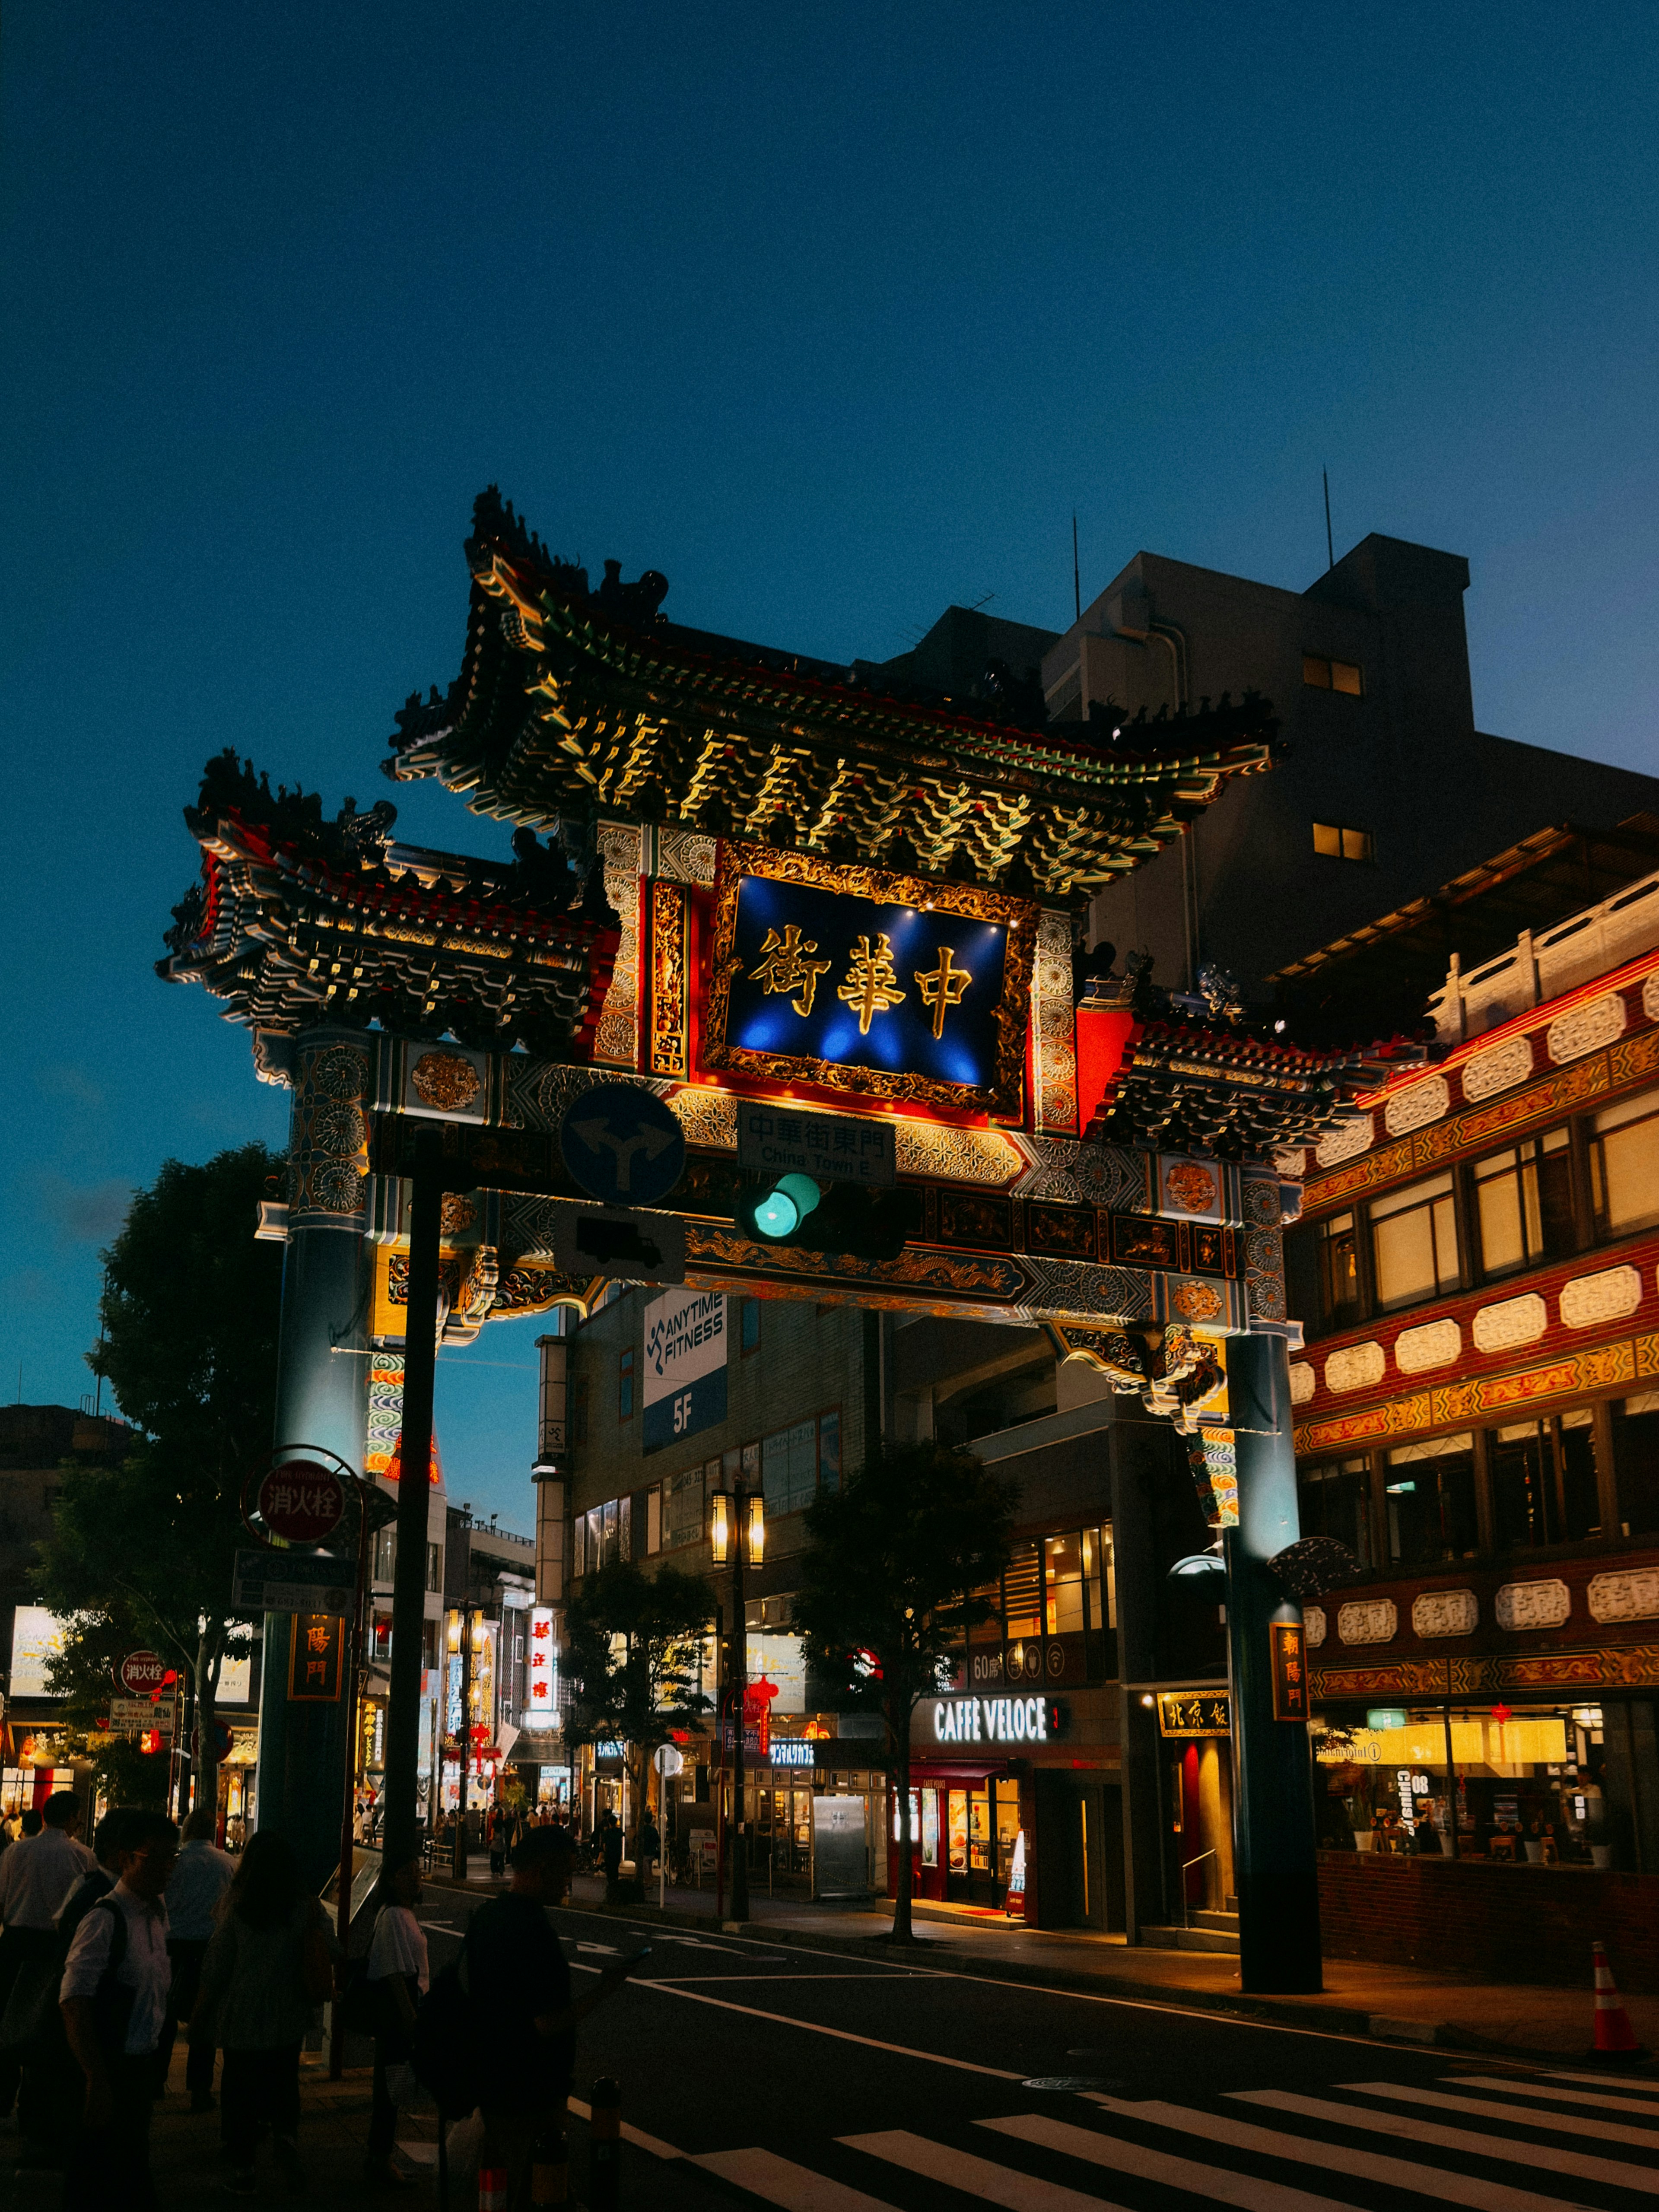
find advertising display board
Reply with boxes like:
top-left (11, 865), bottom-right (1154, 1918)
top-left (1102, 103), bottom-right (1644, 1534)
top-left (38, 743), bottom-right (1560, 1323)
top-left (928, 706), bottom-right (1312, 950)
top-left (525, 1606), bottom-right (557, 1723)
top-left (642, 1288), bottom-right (728, 1451)
top-left (9, 1608), bottom-right (68, 1698)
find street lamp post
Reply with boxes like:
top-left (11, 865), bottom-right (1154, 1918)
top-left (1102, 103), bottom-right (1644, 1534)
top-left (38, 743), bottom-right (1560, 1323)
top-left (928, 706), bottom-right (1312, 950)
top-left (708, 1484), bottom-right (764, 1923)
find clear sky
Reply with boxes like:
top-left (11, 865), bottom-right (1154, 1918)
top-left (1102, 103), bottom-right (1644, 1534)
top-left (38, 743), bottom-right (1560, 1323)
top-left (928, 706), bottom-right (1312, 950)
top-left (4, 4), bottom-right (1657, 1529)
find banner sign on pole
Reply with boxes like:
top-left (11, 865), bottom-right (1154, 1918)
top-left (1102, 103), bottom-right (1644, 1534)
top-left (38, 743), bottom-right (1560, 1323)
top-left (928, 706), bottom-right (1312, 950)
top-left (642, 1288), bottom-right (727, 1451)
top-left (525, 1607), bottom-right (557, 1722)
top-left (287, 1612), bottom-right (345, 1703)
top-left (1270, 1621), bottom-right (1309, 1722)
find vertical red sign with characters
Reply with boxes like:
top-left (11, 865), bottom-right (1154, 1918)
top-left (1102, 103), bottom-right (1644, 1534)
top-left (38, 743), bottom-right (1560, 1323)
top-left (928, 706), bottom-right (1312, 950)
top-left (1269, 1620), bottom-right (1309, 1722)
top-left (287, 1612), bottom-right (344, 1702)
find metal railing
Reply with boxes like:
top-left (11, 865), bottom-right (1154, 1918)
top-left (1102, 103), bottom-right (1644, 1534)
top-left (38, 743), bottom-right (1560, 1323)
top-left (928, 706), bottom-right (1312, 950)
top-left (1180, 1848), bottom-right (1217, 1929)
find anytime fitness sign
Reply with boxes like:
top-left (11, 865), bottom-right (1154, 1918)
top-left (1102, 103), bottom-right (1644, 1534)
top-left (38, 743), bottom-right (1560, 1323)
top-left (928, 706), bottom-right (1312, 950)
top-left (928, 1695), bottom-right (1051, 1747)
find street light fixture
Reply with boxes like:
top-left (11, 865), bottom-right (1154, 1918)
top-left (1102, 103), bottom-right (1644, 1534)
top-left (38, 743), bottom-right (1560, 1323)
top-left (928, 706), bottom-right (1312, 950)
top-left (707, 1483), bottom-right (765, 1919)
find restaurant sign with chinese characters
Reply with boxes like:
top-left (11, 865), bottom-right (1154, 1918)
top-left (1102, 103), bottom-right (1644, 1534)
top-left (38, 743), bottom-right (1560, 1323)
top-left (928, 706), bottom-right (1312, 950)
top-left (1157, 1690), bottom-right (1233, 1739)
top-left (287, 1611), bottom-right (345, 1702)
top-left (1270, 1621), bottom-right (1309, 1722)
top-left (704, 847), bottom-right (1039, 1118)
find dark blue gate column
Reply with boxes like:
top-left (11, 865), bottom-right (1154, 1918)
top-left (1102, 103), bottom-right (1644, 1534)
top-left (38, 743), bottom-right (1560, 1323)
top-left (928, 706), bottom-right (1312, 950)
top-left (1225, 1329), bottom-right (1321, 1994)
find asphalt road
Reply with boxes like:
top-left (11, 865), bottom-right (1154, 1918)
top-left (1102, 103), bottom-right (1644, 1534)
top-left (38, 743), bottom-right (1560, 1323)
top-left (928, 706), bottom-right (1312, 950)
top-left (417, 1893), bottom-right (1659, 2210)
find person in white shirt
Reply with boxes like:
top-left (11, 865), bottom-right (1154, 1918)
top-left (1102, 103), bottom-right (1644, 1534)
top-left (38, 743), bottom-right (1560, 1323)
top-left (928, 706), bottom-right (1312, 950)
top-left (0, 1791), bottom-right (95, 2117)
top-left (362, 1854), bottom-right (429, 2189)
top-left (59, 1809), bottom-right (178, 2212)
top-left (159, 1807), bottom-right (237, 2110)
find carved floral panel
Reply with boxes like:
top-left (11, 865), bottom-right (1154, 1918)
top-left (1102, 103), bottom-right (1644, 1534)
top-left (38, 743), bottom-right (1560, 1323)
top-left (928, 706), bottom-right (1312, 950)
top-left (1493, 1579), bottom-right (1572, 1631)
top-left (1411, 1588), bottom-right (1478, 1638)
top-left (1338, 1598), bottom-right (1398, 1646)
top-left (1471, 1292), bottom-right (1548, 1355)
top-left (1324, 1341), bottom-right (1386, 1394)
top-left (1558, 1265), bottom-right (1643, 1331)
top-left (1546, 992), bottom-right (1626, 1066)
top-left (1304, 1605), bottom-right (1326, 1648)
top-left (1394, 1317), bottom-right (1462, 1375)
top-left (1460, 1033), bottom-right (1535, 1102)
top-left (1384, 1076), bottom-right (1450, 1136)
top-left (1586, 1568), bottom-right (1659, 1624)
top-left (1289, 1362), bottom-right (1316, 1405)
top-left (1315, 1116), bottom-right (1373, 1168)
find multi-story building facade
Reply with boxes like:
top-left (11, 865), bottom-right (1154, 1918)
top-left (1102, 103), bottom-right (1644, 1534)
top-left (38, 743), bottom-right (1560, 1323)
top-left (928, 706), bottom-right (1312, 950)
top-left (1279, 834), bottom-right (1659, 1984)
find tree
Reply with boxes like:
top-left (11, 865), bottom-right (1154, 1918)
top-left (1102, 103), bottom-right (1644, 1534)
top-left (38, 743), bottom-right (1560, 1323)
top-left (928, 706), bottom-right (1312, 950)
top-left (795, 1441), bottom-right (1015, 1942)
top-left (35, 1144), bottom-right (283, 1821)
top-left (564, 1560), bottom-right (714, 1859)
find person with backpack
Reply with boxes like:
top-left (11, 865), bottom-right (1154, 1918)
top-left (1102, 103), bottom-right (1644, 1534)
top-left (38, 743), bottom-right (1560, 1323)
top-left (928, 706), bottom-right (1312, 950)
top-left (459, 1825), bottom-right (641, 2210)
top-left (361, 1852), bottom-right (427, 2190)
top-left (188, 1832), bottom-right (338, 2197)
top-left (57, 1808), bottom-right (178, 2212)
top-left (159, 1806), bottom-right (237, 2111)
top-left (13, 1807), bottom-right (141, 2158)
top-left (0, 1790), bottom-right (95, 2119)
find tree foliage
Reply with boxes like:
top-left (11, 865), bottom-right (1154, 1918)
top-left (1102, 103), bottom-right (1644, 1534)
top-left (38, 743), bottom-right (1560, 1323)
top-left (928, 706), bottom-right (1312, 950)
top-left (564, 1560), bottom-right (714, 1847)
top-left (795, 1440), bottom-right (1015, 1940)
top-left (35, 1144), bottom-right (283, 1813)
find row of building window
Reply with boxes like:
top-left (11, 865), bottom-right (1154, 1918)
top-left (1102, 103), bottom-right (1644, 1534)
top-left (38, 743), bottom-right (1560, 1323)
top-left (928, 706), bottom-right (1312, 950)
top-left (1300, 1392), bottom-right (1659, 1569)
top-left (965, 1526), bottom-right (1116, 1646)
top-left (572, 1408), bottom-right (844, 1576)
top-left (1291, 1085), bottom-right (1659, 1335)
top-left (1303, 654), bottom-right (1363, 696)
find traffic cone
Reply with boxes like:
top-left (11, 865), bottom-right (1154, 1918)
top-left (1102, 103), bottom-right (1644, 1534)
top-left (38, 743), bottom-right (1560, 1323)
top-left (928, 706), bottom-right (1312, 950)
top-left (1590, 1941), bottom-right (1647, 2061)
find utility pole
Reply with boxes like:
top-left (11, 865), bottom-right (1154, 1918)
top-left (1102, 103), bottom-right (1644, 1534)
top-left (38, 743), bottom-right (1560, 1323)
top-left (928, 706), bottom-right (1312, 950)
top-left (383, 1125), bottom-right (442, 1874)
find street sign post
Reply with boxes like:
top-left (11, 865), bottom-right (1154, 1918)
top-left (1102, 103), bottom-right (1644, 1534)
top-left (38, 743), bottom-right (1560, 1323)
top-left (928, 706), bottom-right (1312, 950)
top-left (255, 1462), bottom-right (346, 1545)
top-left (652, 1744), bottom-right (684, 1904)
top-left (232, 1549), bottom-right (355, 1615)
top-left (109, 1695), bottom-right (174, 1733)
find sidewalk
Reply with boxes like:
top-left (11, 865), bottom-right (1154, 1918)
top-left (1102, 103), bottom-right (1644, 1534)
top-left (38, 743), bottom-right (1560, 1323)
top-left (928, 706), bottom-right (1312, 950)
top-left (529, 1868), bottom-right (1659, 2065)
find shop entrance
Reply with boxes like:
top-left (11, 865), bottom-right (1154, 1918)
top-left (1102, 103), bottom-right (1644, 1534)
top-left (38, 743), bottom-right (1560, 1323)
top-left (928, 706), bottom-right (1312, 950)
top-left (1165, 1736), bottom-right (1236, 1915)
top-left (1036, 1772), bottom-right (1125, 1930)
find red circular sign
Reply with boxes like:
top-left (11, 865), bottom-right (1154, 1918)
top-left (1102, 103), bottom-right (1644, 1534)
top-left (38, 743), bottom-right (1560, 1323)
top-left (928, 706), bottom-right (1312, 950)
top-left (257, 1461), bottom-right (346, 1543)
top-left (119, 1649), bottom-right (169, 1697)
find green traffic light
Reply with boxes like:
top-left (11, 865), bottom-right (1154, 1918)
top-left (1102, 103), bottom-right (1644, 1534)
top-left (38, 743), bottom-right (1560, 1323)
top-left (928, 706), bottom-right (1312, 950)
top-left (754, 1173), bottom-right (822, 1238)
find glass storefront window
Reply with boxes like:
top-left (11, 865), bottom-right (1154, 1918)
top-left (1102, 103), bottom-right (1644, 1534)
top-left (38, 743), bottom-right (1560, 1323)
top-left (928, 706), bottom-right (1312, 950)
top-left (1299, 1456), bottom-right (1373, 1568)
top-left (947, 1789), bottom-right (969, 1873)
top-left (1611, 1391), bottom-right (1659, 1536)
top-left (1003, 1544), bottom-right (1041, 1638)
top-left (1044, 1534), bottom-right (1084, 1634)
top-left (995, 1789), bottom-right (1020, 1887)
top-left (967, 1786), bottom-right (992, 1873)
top-left (1371, 1172), bottom-right (1459, 1311)
top-left (1084, 1525), bottom-right (1114, 1632)
top-left (1386, 1432), bottom-right (1478, 1564)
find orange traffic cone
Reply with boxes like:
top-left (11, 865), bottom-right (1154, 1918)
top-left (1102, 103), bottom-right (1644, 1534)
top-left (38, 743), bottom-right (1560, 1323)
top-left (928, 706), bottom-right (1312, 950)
top-left (1590, 1941), bottom-right (1646, 2061)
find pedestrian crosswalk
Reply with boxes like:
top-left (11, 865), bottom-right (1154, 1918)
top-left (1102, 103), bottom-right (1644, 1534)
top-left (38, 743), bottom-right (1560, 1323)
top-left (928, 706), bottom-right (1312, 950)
top-left (685, 2064), bottom-right (1659, 2209)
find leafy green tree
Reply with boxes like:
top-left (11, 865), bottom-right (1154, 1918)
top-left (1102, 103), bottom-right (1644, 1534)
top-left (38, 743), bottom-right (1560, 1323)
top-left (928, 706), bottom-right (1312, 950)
top-left (564, 1559), bottom-right (714, 1860)
top-left (35, 1145), bottom-right (282, 1819)
top-left (795, 1441), bottom-right (1014, 1942)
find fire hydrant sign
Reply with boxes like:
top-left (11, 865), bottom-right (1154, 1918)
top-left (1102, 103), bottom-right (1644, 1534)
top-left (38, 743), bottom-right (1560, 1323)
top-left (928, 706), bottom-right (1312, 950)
top-left (118, 1649), bottom-right (169, 1697)
top-left (642, 1287), bottom-right (728, 1452)
top-left (257, 1461), bottom-right (346, 1543)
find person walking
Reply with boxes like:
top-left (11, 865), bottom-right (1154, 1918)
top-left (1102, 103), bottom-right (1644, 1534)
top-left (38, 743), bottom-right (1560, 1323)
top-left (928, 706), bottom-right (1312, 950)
top-left (58, 1809), bottom-right (178, 2212)
top-left (189, 1832), bottom-right (337, 2197)
top-left (0, 1790), bottom-right (95, 2117)
top-left (16, 1806), bottom-right (141, 2157)
top-left (160, 1807), bottom-right (237, 2110)
top-left (361, 1853), bottom-right (427, 2190)
top-left (465, 1827), bottom-right (641, 2211)
top-left (636, 1808), bottom-right (660, 1886)
top-left (599, 1808), bottom-right (623, 1891)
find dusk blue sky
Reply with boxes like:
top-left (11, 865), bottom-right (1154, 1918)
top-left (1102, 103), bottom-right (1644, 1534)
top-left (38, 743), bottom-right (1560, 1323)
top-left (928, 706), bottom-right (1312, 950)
top-left (5, 6), bottom-right (1657, 1529)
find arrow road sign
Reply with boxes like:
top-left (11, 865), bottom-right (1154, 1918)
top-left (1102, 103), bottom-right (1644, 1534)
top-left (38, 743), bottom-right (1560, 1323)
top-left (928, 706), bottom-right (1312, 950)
top-left (232, 1548), bottom-right (354, 1615)
top-left (559, 1083), bottom-right (686, 1207)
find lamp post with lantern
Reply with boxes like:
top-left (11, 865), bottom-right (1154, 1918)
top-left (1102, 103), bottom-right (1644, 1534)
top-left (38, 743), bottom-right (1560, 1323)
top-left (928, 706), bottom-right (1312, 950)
top-left (707, 1481), bottom-right (765, 1921)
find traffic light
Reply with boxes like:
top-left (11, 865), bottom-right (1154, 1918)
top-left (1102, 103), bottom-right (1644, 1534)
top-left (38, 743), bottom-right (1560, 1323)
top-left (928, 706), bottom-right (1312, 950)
top-left (139, 1729), bottom-right (165, 1755)
top-left (734, 1176), bottom-right (920, 1262)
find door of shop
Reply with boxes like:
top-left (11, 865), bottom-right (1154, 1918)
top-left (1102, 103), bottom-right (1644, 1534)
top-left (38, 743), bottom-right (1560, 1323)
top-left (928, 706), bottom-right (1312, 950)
top-left (1035, 1772), bottom-right (1124, 1930)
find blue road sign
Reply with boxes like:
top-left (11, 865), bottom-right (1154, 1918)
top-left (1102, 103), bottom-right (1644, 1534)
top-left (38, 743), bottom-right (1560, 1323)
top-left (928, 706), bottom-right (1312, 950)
top-left (559, 1083), bottom-right (686, 1207)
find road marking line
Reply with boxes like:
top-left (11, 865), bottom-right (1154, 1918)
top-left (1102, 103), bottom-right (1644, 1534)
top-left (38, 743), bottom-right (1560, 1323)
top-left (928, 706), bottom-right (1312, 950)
top-left (1343, 2077), bottom-right (1659, 2148)
top-left (565, 2093), bottom-right (680, 2161)
top-left (1232, 2088), bottom-right (1659, 2194)
top-left (651, 1973), bottom-right (932, 1984)
top-left (1453, 2072), bottom-right (1659, 2115)
top-left (1540, 2066), bottom-right (1659, 2098)
top-left (636, 1980), bottom-right (1024, 2079)
top-left (841, 2129), bottom-right (1122, 2209)
top-left (693, 2147), bottom-right (899, 2209)
top-left (982, 2113), bottom-right (1360, 2212)
top-left (1076, 2095), bottom-right (1591, 2212)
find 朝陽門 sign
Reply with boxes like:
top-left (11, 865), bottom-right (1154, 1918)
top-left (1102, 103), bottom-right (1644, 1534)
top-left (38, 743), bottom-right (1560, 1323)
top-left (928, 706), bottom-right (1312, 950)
top-left (287, 1612), bottom-right (344, 1702)
top-left (1157, 1691), bottom-right (1232, 1739)
top-left (642, 1287), bottom-right (727, 1452)
top-left (702, 847), bottom-right (1036, 1117)
top-left (1270, 1621), bottom-right (1309, 1722)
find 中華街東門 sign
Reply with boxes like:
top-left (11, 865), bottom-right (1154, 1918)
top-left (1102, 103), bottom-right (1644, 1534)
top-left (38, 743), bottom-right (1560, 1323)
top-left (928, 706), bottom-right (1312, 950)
top-left (643, 1287), bottom-right (728, 1451)
top-left (703, 846), bottom-right (1038, 1117)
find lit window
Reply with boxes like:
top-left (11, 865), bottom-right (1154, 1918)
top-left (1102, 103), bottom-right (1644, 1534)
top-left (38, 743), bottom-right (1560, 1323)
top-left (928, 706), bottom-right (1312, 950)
top-left (1473, 1129), bottom-right (1573, 1278)
top-left (1590, 1088), bottom-right (1659, 1237)
top-left (1370, 1172), bottom-right (1459, 1311)
top-left (1316, 1211), bottom-right (1362, 1330)
top-left (1313, 821), bottom-right (1374, 862)
top-left (1303, 655), bottom-right (1363, 695)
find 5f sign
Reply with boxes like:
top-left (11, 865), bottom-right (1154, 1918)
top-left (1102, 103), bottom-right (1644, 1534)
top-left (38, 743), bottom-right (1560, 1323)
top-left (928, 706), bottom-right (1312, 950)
top-left (642, 1288), bottom-right (728, 1453)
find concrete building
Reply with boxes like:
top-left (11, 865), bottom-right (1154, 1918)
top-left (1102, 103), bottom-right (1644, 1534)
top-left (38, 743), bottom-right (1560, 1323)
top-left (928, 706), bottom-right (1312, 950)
top-left (1036, 535), bottom-right (1659, 996)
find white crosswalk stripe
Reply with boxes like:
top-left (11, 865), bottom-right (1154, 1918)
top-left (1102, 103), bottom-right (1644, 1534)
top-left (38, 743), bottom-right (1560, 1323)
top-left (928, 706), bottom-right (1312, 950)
top-left (1072, 2093), bottom-right (1591, 2212)
top-left (979, 2113), bottom-right (1364, 2212)
top-left (693, 2147), bottom-right (902, 2210)
top-left (1341, 2075), bottom-right (1659, 2150)
top-left (1233, 2086), bottom-right (1659, 2194)
top-left (841, 2130), bottom-right (1122, 2208)
top-left (1541, 2066), bottom-right (1659, 2097)
top-left (1452, 2070), bottom-right (1659, 2117)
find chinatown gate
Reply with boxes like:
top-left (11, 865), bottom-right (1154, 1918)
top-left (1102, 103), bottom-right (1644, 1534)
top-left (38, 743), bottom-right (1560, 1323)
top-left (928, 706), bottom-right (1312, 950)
top-left (161, 492), bottom-right (1407, 1991)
